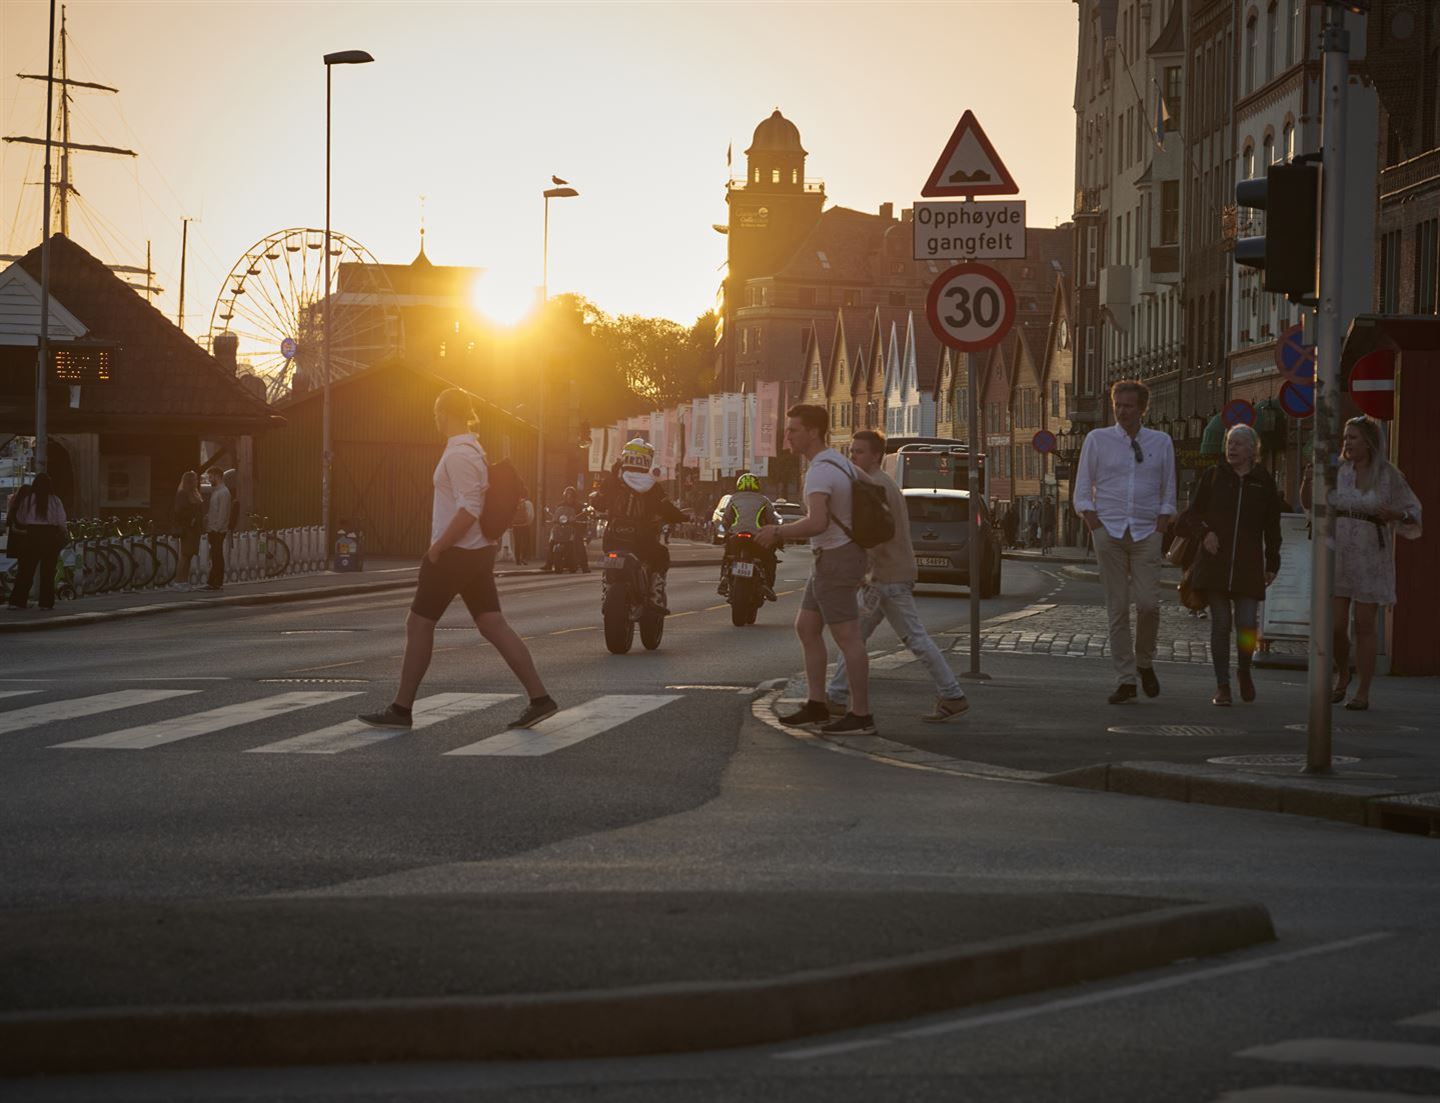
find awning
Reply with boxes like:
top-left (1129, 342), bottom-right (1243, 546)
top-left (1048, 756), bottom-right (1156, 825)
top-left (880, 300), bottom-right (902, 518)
top-left (1200, 413), bottom-right (1226, 454)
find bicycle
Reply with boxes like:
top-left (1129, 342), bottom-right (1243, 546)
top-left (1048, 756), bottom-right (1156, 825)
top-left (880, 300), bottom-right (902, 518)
top-left (247, 513), bottom-right (291, 578)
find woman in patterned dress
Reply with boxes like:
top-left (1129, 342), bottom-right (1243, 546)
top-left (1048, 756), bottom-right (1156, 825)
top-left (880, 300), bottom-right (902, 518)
top-left (1301, 416), bottom-right (1422, 711)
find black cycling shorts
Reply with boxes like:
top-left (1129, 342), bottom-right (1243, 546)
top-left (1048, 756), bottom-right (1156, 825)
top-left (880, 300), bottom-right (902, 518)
top-left (411, 545), bottom-right (500, 621)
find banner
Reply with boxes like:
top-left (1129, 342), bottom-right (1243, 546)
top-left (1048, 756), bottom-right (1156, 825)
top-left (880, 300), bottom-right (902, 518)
top-left (756, 380), bottom-right (780, 458)
top-left (680, 403), bottom-right (698, 468)
top-left (605, 427), bottom-right (622, 470)
top-left (709, 397), bottom-right (725, 469)
top-left (751, 454), bottom-right (769, 477)
top-left (587, 429), bottom-right (606, 472)
top-left (663, 406), bottom-right (680, 471)
top-left (723, 394), bottom-right (744, 473)
top-left (690, 397), bottom-right (709, 461)
top-left (742, 393), bottom-right (757, 473)
top-left (649, 411), bottom-right (664, 476)
top-left (699, 456), bottom-right (714, 482)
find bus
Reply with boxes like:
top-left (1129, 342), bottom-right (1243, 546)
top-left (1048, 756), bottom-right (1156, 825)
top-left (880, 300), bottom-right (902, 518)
top-left (880, 438), bottom-right (988, 500)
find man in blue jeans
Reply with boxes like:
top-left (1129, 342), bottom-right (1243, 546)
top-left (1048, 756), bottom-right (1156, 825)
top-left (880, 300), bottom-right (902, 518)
top-left (825, 429), bottom-right (969, 723)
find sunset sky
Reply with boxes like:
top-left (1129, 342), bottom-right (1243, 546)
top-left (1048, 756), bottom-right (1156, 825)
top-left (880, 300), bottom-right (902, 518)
top-left (2, 1), bottom-right (1079, 336)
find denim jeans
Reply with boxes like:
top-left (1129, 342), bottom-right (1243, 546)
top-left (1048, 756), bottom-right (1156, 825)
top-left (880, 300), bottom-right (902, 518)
top-left (827, 581), bottom-right (963, 702)
top-left (1208, 593), bottom-right (1259, 686)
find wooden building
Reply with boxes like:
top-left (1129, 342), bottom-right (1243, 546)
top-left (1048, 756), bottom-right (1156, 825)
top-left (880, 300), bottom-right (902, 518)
top-left (254, 359), bottom-right (536, 558)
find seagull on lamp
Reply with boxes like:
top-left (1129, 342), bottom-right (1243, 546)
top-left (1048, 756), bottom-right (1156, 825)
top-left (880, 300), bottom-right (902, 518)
top-left (551, 175), bottom-right (569, 186)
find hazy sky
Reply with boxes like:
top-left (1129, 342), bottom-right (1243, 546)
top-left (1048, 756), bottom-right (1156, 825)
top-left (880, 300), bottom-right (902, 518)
top-left (2, 0), bottom-right (1079, 335)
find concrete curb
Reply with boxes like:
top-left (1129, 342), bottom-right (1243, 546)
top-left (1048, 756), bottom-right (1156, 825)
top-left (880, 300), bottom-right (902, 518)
top-left (0, 558), bottom-right (725, 634)
top-left (1061, 563), bottom-right (1182, 590)
top-left (1045, 760), bottom-right (1440, 837)
top-left (0, 899), bottom-right (1274, 1075)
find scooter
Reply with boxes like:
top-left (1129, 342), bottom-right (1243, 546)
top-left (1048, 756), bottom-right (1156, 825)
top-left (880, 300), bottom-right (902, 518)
top-left (721, 532), bottom-right (770, 627)
top-left (545, 509), bottom-right (590, 573)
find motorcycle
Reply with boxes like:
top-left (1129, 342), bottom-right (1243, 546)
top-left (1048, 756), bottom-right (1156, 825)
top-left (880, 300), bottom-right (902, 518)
top-left (722, 532), bottom-right (768, 627)
top-left (600, 540), bottom-right (665, 654)
top-left (545, 509), bottom-right (590, 574)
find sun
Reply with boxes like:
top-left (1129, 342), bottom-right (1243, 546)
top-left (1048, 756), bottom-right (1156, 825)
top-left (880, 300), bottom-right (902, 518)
top-left (470, 274), bottom-right (539, 328)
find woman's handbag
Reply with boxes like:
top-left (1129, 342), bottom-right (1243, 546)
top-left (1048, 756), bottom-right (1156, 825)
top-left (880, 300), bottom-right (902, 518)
top-left (1165, 535), bottom-right (1192, 567)
top-left (1177, 560), bottom-right (1208, 611)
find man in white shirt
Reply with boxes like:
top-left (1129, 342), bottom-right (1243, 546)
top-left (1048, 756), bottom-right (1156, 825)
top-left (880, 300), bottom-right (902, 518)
top-left (203, 466), bottom-right (232, 592)
top-left (756, 403), bottom-right (876, 736)
top-left (1074, 380), bottom-right (1176, 703)
top-left (360, 387), bottom-right (557, 731)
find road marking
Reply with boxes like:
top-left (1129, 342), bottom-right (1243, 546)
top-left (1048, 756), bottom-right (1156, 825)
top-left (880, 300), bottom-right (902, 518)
top-left (53, 691), bottom-right (360, 750)
top-left (445, 694), bottom-right (681, 757)
top-left (246, 693), bottom-right (516, 754)
top-left (705, 603), bottom-right (727, 611)
top-left (547, 626), bottom-right (596, 635)
top-left (773, 931), bottom-right (1393, 1060)
top-left (1237, 1039), bottom-right (1440, 1071)
top-left (0, 690), bottom-right (39, 701)
top-left (1210, 1088), bottom-right (1440, 1102)
top-left (0, 690), bottom-right (199, 736)
top-left (289, 658), bottom-right (369, 673)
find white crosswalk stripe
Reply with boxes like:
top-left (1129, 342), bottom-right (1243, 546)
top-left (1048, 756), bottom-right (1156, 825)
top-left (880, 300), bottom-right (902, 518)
top-left (246, 693), bottom-right (517, 755)
top-left (0, 689), bottom-right (199, 736)
top-left (445, 694), bottom-right (681, 757)
top-left (1238, 1039), bottom-right (1440, 1072)
top-left (1214, 1088), bottom-right (1440, 1101)
top-left (53, 691), bottom-right (360, 750)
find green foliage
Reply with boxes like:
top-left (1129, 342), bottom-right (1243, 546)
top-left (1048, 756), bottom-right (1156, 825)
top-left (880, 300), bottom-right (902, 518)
top-left (562, 295), bottom-right (716, 412)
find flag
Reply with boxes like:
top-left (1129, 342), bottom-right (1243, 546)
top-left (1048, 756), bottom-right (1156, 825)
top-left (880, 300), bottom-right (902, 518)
top-left (726, 141), bottom-right (732, 170)
top-left (1153, 84), bottom-right (1170, 149)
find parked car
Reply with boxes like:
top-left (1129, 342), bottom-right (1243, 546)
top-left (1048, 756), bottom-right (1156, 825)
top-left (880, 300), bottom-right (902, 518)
top-left (710, 494), bottom-right (733, 544)
top-left (771, 499), bottom-right (804, 525)
top-left (905, 488), bottom-right (1002, 597)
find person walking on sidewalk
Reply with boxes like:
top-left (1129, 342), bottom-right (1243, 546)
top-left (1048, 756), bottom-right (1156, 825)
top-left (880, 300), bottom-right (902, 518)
top-left (1301, 416), bottom-right (1422, 712)
top-left (203, 466), bottom-right (232, 592)
top-left (756, 403), bottom-right (876, 737)
top-left (172, 470), bottom-right (204, 591)
top-left (1074, 380), bottom-right (1176, 704)
top-left (825, 430), bottom-right (968, 723)
top-left (5, 474), bottom-right (67, 610)
top-left (1176, 424), bottom-right (1282, 706)
top-left (360, 387), bottom-right (557, 732)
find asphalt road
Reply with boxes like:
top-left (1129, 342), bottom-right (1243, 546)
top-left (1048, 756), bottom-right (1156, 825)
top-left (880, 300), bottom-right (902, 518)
top-left (6, 553), bottom-right (1440, 1102)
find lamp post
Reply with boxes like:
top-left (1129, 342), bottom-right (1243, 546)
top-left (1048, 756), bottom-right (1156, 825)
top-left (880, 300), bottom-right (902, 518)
top-left (321, 49), bottom-right (373, 557)
top-left (538, 182), bottom-right (578, 530)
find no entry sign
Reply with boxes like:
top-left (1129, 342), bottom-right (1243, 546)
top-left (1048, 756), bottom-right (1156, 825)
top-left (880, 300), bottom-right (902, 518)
top-left (1348, 348), bottom-right (1396, 420)
top-left (925, 262), bottom-right (1016, 352)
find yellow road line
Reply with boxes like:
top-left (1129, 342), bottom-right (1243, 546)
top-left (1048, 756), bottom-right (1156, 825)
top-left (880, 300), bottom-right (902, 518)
top-left (548, 626), bottom-right (597, 635)
top-left (288, 658), bottom-right (367, 673)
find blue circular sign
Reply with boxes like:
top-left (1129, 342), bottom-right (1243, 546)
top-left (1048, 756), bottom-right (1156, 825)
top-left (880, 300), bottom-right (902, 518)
top-left (280, 337), bottom-right (297, 360)
top-left (1032, 430), bottom-right (1057, 454)
top-left (1279, 381), bottom-right (1314, 419)
top-left (1222, 398), bottom-right (1256, 428)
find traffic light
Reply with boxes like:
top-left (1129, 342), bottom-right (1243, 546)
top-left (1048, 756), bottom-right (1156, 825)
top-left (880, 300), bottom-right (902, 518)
top-left (1234, 159), bottom-right (1321, 302)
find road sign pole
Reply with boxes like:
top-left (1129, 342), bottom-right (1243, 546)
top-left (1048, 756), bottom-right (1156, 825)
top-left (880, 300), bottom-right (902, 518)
top-left (1306, 2), bottom-right (1350, 775)
top-left (964, 349), bottom-right (988, 681)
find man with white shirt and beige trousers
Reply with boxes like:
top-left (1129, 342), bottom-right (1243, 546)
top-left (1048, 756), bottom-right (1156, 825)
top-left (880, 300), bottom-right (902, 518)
top-left (1074, 380), bottom-right (1176, 704)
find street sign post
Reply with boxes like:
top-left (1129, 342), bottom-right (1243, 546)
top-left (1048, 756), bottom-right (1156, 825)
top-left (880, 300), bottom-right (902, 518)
top-left (1348, 348), bottom-right (1395, 420)
top-left (913, 201), bottom-right (1026, 261)
top-left (1279, 380), bottom-right (1314, 419)
top-left (925, 263), bottom-right (1017, 352)
top-left (1222, 398), bottom-right (1257, 428)
top-left (921, 110), bottom-right (1019, 198)
top-left (1275, 323), bottom-right (1316, 384)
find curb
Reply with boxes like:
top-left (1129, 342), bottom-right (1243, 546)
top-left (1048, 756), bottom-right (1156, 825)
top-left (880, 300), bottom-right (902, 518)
top-left (0, 558), bottom-right (726, 634)
top-left (1061, 563), bottom-right (1182, 590)
top-left (0, 900), bottom-right (1274, 1075)
top-left (1045, 760), bottom-right (1440, 837)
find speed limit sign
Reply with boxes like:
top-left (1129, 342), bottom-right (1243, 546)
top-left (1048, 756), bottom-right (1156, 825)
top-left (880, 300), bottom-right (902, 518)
top-left (925, 262), bottom-right (1016, 352)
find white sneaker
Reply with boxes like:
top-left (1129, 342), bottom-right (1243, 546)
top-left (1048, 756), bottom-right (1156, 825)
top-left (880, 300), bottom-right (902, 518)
top-left (171, 582), bottom-right (191, 592)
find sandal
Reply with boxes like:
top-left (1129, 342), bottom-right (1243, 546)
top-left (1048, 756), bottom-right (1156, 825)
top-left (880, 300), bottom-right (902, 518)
top-left (1331, 676), bottom-right (1350, 704)
top-left (1343, 697), bottom-right (1369, 711)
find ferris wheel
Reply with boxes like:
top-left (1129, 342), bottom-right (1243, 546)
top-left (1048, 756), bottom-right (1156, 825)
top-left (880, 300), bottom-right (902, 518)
top-left (206, 228), bottom-right (403, 403)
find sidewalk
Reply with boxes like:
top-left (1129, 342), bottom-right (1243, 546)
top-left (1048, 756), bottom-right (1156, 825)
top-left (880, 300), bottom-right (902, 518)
top-left (788, 615), bottom-right (1440, 836)
top-left (0, 541), bottom-right (722, 634)
top-left (0, 889), bottom-right (1271, 1074)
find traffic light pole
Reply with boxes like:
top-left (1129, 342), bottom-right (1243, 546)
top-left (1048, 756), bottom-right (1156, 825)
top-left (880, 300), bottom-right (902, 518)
top-left (1305, 2), bottom-right (1350, 774)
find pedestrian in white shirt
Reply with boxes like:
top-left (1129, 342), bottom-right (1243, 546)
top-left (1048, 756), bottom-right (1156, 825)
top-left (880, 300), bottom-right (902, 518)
top-left (359, 388), bottom-right (557, 732)
top-left (203, 466), bottom-right (232, 592)
top-left (1073, 380), bottom-right (1176, 703)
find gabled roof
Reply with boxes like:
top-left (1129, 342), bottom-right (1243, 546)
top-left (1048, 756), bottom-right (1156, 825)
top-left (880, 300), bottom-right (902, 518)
top-left (1150, 0), bottom-right (1184, 55)
top-left (0, 263), bottom-right (89, 346)
top-left (14, 235), bottom-right (277, 427)
top-left (774, 206), bottom-right (936, 287)
top-left (905, 311), bottom-right (945, 393)
top-left (801, 317), bottom-right (833, 395)
top-left (1014, 323), bottom-right (1049, 384)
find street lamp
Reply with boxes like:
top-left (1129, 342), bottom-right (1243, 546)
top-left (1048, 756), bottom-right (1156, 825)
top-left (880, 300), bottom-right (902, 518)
top-left (537, 181), bottom-right (578, 530)
top-left (321, 48), bottom-right (373, 558)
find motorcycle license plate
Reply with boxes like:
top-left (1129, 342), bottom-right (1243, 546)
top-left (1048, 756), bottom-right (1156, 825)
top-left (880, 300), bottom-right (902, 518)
top-left (602, 555), bottom-right (627, 570)
top-left (730, 561), bottom-right (755, 577)
top-left (917, 556), bottom-right (950, 568)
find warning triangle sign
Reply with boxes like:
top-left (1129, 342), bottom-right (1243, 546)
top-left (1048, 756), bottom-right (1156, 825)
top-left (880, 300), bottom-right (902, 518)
top-left (921, 110), bottom-right (1019, 198)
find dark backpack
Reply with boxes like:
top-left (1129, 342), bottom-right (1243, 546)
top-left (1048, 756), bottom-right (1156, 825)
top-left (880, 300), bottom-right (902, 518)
top-left (818, 457), bottom-right (895, 549)
top-left (479, 457), bottom-right (530, 541)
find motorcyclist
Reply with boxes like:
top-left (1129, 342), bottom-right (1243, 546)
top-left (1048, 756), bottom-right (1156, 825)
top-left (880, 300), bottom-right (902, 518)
top-left (718, 471), bottom-right (779, 600)
top-left (545, 486), bottom-right (590, 572)
top-left (592, 438), bottom-right (688, 613)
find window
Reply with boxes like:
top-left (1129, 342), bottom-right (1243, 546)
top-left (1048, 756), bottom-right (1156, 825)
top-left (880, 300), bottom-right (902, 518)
top-left (1287, 0), bottom-right (1301, 66)
top-left (1085, 224), bottom-right (1099, 286)
top-left (842, 289), bottom-right (859, 307)
top-left (1416, 219), bottom-right (1439, 314)
top-left (771, 169), bottom-right (781, 184)
top-left (1246, 13), bottom-right (1257, 93)
top-left (1161, 180), bottom-right (1180, 244)
top-left (1379, 231), bottom-right (1400, 313)
top-left (740, 329), bottom-right (750, 355)
top-left (1282, 121), bottom-right (1295, 161)
top-left (790, 169), bottom-right (798, 185)
top-left (816, 250), bottom-right (831, 270)
top-left (888, 291), bottom-right (906, 307)
top-left (1164, 65), bottom-right (1182, 129)
top-left (796, 287), bottom-right (816, 307)
top-left (1266, 2), bottom-right (1278, 82)
top-left (1084, 326), bottom-right (1097, 394)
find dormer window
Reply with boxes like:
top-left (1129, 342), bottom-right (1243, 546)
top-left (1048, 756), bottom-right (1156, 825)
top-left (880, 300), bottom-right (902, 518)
top-left (816, 251), bottom-right (831, 270)
top-left (771, 169), bottom-right (781, 184)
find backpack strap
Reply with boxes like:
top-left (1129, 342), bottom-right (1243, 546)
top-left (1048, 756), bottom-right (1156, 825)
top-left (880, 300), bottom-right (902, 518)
top-left (814, 456), bottom-right (860, 541)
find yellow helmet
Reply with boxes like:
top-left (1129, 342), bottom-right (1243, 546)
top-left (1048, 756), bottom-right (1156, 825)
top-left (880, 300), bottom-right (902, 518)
top-left (620, 437), bottom-right (654, 471)
top-left (735, 472), bottom-right (760, 493)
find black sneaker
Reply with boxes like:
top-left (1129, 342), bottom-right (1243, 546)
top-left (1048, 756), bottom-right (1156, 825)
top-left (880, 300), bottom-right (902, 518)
top-left (508, 696), bottom-right (559, 729)
top-left (1108, 684), bottom-right (1138, 705)
top-left (1139, 666), bottom-right (1161, 698)
top-left (778, 700), bottom-right (830, 726)
top-left (358, 705), bottom-right (412, 729)
top-left (819, 712), bottom-right (878, 736)
top-left (762, 585), bottom-right (777, 602)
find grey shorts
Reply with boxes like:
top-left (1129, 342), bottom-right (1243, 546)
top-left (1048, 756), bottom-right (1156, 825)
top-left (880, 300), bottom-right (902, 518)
top-left (800, 541), bottom-right (867, 625)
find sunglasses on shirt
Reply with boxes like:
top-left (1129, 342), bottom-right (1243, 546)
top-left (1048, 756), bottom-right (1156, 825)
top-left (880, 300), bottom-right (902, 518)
top-left (1131, 438), bottom-right (1144, 464)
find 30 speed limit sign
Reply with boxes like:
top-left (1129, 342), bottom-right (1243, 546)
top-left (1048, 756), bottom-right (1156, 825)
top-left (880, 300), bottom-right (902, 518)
top-left (925, 262), bottom-right (1016, 352)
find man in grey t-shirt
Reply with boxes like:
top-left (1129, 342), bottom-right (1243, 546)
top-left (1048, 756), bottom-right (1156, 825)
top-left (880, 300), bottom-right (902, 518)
top-left (757, 403), bottom-right (875, 736)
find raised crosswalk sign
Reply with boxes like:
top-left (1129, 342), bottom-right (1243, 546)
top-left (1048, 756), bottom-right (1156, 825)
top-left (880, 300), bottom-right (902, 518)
top-left (921, 110), bottom-right (1019, 198)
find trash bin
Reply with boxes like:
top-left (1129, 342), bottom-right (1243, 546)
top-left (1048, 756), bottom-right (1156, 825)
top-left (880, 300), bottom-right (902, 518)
top-left (334, 526), bottom-right (363, 572)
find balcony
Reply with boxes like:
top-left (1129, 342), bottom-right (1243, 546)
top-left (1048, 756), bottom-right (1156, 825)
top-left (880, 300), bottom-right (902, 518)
top-left (1143, 245), bottom-right (1180, 286)
top-left (1379, 148), bottom-right (1440, 203)
top-left (1099, 264), bottom-right (1133, 308)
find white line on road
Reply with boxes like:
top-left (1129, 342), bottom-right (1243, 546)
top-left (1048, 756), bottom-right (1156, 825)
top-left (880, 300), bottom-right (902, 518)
top-left (1213, 1088), bottom-right (1440, 1101)
top-left (53, 691), bottom-right (360, 750)
top-left (1237, 1038), bottom-right (1440, 1071)
top-left (0, 689), bottom-right (199, 736)
top-left (445, 694), bottom-right (681, 757)
top-left (0, 690), bottom-right (39, 700)
top-left (773, 931), bottom-right (1394, 1060)
top-left (246, 693), bottom-right (516, 754)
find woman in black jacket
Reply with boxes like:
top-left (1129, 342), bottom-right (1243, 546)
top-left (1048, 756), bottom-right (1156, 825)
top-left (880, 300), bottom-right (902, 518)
top-left (1178, 424), bottom-right (1282, 706)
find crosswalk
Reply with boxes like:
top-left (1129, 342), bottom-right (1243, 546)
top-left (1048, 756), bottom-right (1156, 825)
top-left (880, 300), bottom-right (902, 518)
top-left (1210, 1005), bottom-right (1440, 1102)
top-left (1, 686), bottom-right (687, 759)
